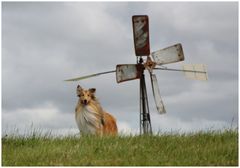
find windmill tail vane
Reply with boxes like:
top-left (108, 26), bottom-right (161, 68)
top-left (64, 15), bottom-right (208, 135)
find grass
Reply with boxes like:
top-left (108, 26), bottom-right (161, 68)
top-left (2, 129), bottom-right (238, 166)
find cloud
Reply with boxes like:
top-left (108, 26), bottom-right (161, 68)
top-left (2, 103), bottom-right (76, 132)
top-left (151, 114), bottom-right (232, 134)
top-left (2, 103), bottom-right (138, 136)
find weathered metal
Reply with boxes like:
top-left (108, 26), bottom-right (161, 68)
top-left (132, 15), bottom-right (150, 56)
top-left (139, 72), bottom-right (152, 134)
top-left (151, 43), bottom-right (184, 65)
top-left (64, 70), bottom-right (116, 81)
top-left (150, 74), bottom-right (166, 114)
top-left (144, 56), bottom-right (156, 73)
top-left (116, 64), bottom-right (143, 83)
top-left (154, 65), bottom-right (208, 81)
top-left (183, 64), bottom-right (208, 81)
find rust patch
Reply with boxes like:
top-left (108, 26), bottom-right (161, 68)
top-left (116, 64), bottom-right (143, 83)
top-left (132, 15), bottom-right (150, 56)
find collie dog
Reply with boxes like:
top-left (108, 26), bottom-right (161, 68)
top-left (75, 85), bottom-right (118, 135)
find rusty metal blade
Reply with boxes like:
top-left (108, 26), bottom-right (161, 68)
top-left (151, 43), bottom-right (184, 65)
top-left (116, 64), bottom-right (143, 83)
top-left (132, 15), bottom-right (150, 56)
top-left (150, 73), bottom-right (166, 114)
top-left (64, 70), bottom-right (116, 82)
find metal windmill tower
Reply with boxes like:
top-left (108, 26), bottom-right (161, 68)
top-left (65, 15), bottom-right (208, 134)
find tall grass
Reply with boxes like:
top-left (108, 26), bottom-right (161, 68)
top-left (2, 129), bottom-right (238, 166)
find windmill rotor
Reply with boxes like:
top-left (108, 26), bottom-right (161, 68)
top-left (64, 15), bottom-right (208, 135)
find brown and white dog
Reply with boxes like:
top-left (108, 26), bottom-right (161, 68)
top-left (75, 85), bottom-right (118, 136)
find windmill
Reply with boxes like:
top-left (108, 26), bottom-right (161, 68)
top-left (65, 15), bottom-right (208, 134)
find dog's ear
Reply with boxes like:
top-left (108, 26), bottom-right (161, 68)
top-left (89, 88), bottom-right (96, 94)
top-left (76, 85), bottom-right (83, 96)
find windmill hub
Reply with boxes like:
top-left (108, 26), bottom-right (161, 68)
top-left (144, 56), bottom-right (156, 73)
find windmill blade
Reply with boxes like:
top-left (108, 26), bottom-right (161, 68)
top-left (64, 70), bottom-right (116, 82)
top-left (150, 73), bottom-right (166, 114)
top-left (132, 15), bottom-right (150, 56)
top-left (116, 64), bottom-right (143, 83)
top-left (151, 43), bottom-right (184, 65)
top-left (154, 64), bottom-right (208, 81)
top-left (183, 64), bottom-right (208, 81)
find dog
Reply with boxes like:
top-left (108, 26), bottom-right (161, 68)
top-left (75, 85), bottom-right (118, 136)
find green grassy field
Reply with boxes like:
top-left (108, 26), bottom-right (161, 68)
top-left (2, 130), bottom-right (238, 166)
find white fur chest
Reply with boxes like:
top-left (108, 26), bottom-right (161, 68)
top-left (75, 105), bottom-right (101, 135)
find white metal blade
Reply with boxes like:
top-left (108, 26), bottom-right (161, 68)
top-left (116, 64), bottom-right (142, 83)
top-left (151, 43), bottom-right (184, 65)
top-left (183, 64), bottom-right (208, 81)
top-left (150, 74), bottom-right (166, 114)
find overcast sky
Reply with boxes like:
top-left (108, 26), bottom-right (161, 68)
top-left (2, 2), bottom-right (238, 136)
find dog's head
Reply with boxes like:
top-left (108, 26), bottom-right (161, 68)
top-left (76, 85), bottom-right (96, 105)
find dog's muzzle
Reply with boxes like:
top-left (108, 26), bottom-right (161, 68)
top-left (82, 99), bottom-right (87, 105)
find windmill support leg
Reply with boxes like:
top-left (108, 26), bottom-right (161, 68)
top-left (139, 72), bottom-right (152, 135)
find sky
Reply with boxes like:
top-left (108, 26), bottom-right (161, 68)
top-left (2, 2), bottom-right (238, 136)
